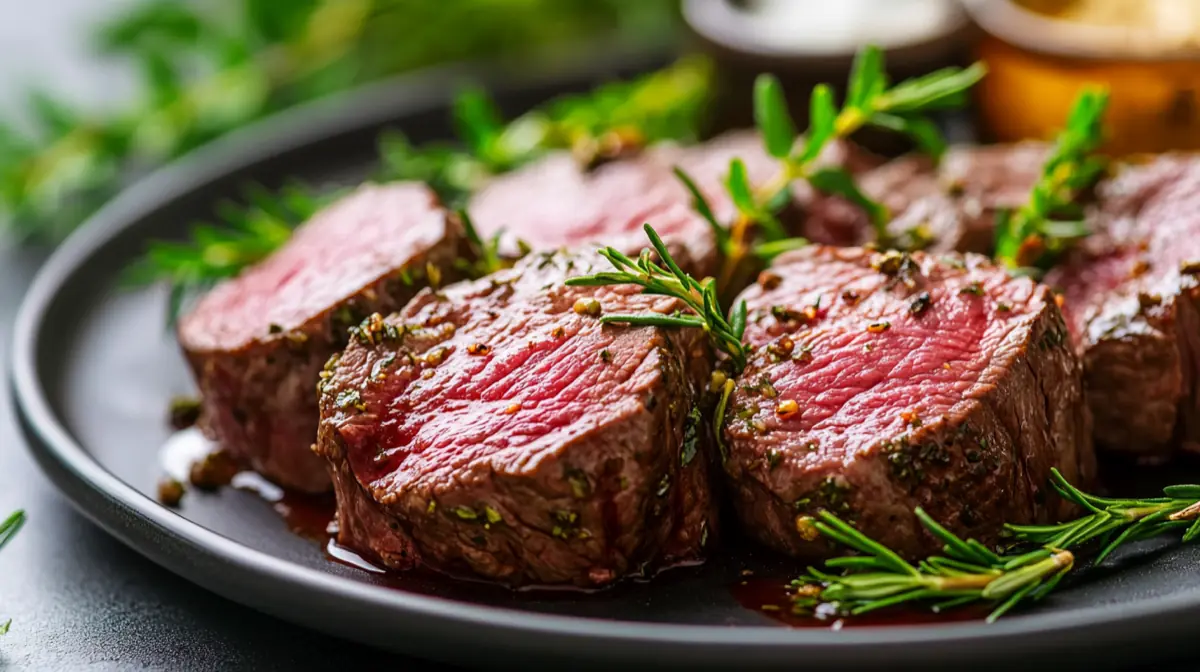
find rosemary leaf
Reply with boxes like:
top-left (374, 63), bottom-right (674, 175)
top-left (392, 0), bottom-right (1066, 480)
top-left (754, 75), bottom-right (795, 159)
top-left (0, 510), bottom-right (25, 552)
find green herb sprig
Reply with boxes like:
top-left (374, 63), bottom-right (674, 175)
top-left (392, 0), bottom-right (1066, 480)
top-left (995, 88), bottom-right (1110, 273)
top-left (749, 47), bottom-right (988, 236)
top-left (566, 223), bottom-right (745, 455)
top-left (679, 46), bottom-right (987, 297)
top-left (0, 509), bottom-right (26, 635)
top-left (795, 468), bottom-right (1200, 622)
top-left (566, 223), bottom-right (748, 373)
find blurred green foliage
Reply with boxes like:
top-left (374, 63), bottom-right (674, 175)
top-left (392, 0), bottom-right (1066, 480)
top-left (0, 0), bottom-right (678, 243)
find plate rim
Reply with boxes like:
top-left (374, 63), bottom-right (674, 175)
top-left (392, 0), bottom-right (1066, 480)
top-left (9, 46), bottom-right (1199, 668)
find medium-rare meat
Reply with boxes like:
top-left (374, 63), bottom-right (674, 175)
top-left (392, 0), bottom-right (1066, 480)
top-left (1046, 156), bottom-right (1200, 460)
top-left (467, 150), bottom-right (722, 278)
top-left (178, 183), bottom-right (464, 492)
top-left (723, 246), bottom-right (1094, 560)
top-left (314, 251), bottom-right (717, 587)
top-left (467, 131), bottom-right (879, 280)
top-left (803, 143), bottom-right (1047, 254)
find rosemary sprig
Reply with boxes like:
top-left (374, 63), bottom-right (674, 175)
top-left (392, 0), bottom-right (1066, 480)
top-left (995, 88), bottom-right (1110, 273)
top-left (455, 55), bottom-right (713, 174)
top-left (795, 508), bottom-right (1074, 624)
top-left (681, 45), bottom-right (987, 297)
top-left (795, 468), bottom-right (1200, 622)
top-left (0, 509), bottom-right (26, 635)
top-left (565, 223), bottom-right (748, 374)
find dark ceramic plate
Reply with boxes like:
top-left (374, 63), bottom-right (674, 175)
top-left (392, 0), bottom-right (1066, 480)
top-left (13, 46), bottom-right (1200, 671)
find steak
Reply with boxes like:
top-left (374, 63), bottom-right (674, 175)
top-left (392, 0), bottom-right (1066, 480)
top-left (723, 246), bottom-right (1094, 560)
top-left (467, 149), bottom-right (724, 279)
top-left (1046, 156), bottom-right (1200, 460)
top-left (803, 143), bottom-right (1047, 254)
top-left (178, 183), bottom-right (464, 492)
top-left (467, 131), bottom-right (878, 279)
top-left (314, 251), bottom-right (717, 587)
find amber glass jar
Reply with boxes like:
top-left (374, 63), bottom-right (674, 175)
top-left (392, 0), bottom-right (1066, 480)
top-left (966, 0), bottom-right (1200, 156)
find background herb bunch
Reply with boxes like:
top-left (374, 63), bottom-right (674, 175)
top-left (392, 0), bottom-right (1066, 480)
top-left (0, 0), bottom-right (679, 243)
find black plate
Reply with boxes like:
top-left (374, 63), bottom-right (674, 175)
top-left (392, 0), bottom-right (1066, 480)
top-left (12, 46), bottom-right (1200, 671)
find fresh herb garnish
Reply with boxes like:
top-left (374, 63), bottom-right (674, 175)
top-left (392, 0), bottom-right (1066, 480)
top-left (995, 88), bottom-right (1110, 274)
top-left (565, 223), bottom-right (748, 374)
top-left (750, 46), bottom-right (987, 234)
top-left (795, 468), bottom-right (1200, 622)
top-left (455, 209), bottom-right (509, 278)
top-left (679, 45), bottom-right (987, 297)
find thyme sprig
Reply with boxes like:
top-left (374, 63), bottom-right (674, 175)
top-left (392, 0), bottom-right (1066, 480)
top-left (565, 223), bottom-right (748, 374)
top-left (796, 468), bottom-right (1200, 622)
top-left (995, 88), bottom-right (1110, 273)
top-left (681, 45), bottom-right (987, 296)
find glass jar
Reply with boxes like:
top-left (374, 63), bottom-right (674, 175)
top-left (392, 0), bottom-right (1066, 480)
top-left (965, 0), bottom-right (1200, 155)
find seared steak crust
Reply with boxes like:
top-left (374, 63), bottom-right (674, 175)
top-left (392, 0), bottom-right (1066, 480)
top-left (1047, 156), bottom-right (1200, 459)
top-left (724, 246), bottom-right (1094, 560)
top-left (178, 183), bottom-right (463, 492)
top-left (315, 251), bottom-right (717, 587)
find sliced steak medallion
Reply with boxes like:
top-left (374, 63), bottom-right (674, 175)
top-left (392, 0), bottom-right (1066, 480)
top-left (1046, 156), bottom-right (1200, 460)
top-left (467, 131), bottom-right (879, 280)
top-left (178, 183), bottom-right (464, 492)
top-left (724, 246), bottom-right (1094, 560)
top-left (803, 143), bottom-right (1048, 254)
top-left (468, 150), bottom-right (722, 278)
top-left (315, 251), bottom-right (717, 587)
